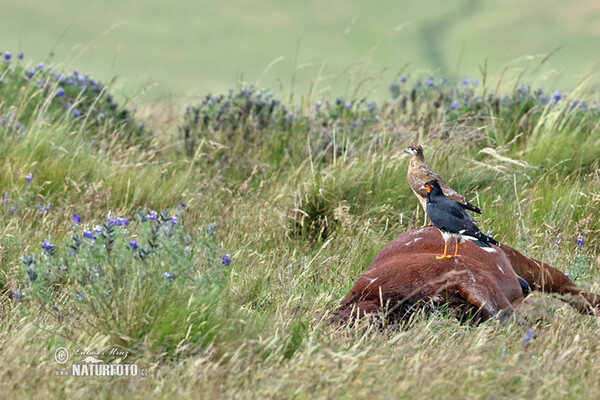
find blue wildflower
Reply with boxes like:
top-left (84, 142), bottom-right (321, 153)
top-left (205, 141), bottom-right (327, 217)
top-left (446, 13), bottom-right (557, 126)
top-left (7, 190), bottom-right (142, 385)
top-left (26, 173), bottom-right (32, 183)
top-left (116, 217), bottom-right (129, 226)
top-left (83, 229), bottom-right (97, 240)
top-left (75, 293), bottom-right (84, 300)
top-left (316, 100), bottom-right (322, 110)
top-left (577, 235), bottom-right (584, 249)
top-left (18, 52), bottom-right (23, 60)
top-left (56, 87), bottom-right (65, 97)
top-left (72, 109), bottom-right (81, 118)
top-left (473, 79), bottom-right (479, 86)
top-left (553, 90), bottom-right (561, 102)
top-left (400, 75), bottom-right (407, 83)
top-left (41, 240), bottom-right (52, 252)
top-left (129, 240), bottom-right (138, 249)
top-left (426, 78), bottom-right (434, 87)
top-left (440, 77), bottom-right (447, 84)
top-left (73, 70), bottom-right (79, 76)
top-left (170, 217), bottom-right (178, 226)
top-left (12, 291), bottom-right (21, 302)
top-left (65, 102), bottom-right (72, 110)
top-left (36, 62), bottom-right (43, 70)
top-left (581, 103), bottom-right (588, 112)
top-left (462, 77), bottom-right (469, 85)
top-left (3, 192), bottom-right (8, 206)
top-left (146, 210), bottom-right (158, 221)
top-left (344, 102), bottom-right (352, 111)
top-left (177, 202), bottom-right (186, 208)
top-left (221, 254), bottom-right (231, 266)
top-left (451, 100), bottom-right (458, 110)
top-left (26, 69), bottom-right (35, 78)
top-left (522, 328), bottom-right (535, 345)
top-left (4, 51), bottom-right (11, 61)
top-left (72, 213), bottom-right (81, 225)
top-left (162, 272), bottom-right (174, 281)
top-left (92, 225), bottom-right (103, 233)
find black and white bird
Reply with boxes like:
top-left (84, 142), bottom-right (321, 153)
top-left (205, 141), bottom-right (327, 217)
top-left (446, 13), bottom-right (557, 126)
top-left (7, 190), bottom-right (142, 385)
top-left (420, 179), bottom-right (498, 259)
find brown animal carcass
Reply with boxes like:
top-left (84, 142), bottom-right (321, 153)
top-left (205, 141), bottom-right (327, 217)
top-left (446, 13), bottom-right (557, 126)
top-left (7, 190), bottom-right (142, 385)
top-left (333, 227), bottom-right (599, 323)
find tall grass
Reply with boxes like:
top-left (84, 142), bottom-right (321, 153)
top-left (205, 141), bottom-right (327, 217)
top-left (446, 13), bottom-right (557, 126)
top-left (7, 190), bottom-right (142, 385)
top-left (1, 55), bottom-right (600, 398)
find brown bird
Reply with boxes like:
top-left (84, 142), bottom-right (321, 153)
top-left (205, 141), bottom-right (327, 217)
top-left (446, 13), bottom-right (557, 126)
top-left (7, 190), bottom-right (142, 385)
top-left (404, 145), bottom-right (481, 224)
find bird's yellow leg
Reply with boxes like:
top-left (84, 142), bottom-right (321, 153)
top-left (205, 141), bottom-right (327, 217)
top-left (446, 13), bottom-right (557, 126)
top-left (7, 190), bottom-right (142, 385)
top-left (453, 240), bottom-right (462, 258)
top-left (436, 243), bottom-right (452, 259)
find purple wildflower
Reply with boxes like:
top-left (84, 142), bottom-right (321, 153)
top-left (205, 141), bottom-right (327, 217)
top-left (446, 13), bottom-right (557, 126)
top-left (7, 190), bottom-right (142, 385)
top-left (116, 217), bottom-right (129, 226)
top-left (10, 207), bottom-right (16, 215)
top-left (221, 254), bottom-right (231, 266)
top-left (170, 217), bottom-right (178, 226)
top-left (18, 52), bottom-right (23, 60)
top-left (177, 202), bottom-right (186, 208)
top-left (56, 87), bottom-right (65, 97)
top-left (473, 79), bottom-right (479, 86)
top-left (146, 210), bottom-right (158, 221)
top-left (553, 90), bottom-right (561, 102)
top-left (522, 328), bottom-right (535, 345)
top-left (72, 213), bottom-right (81, 226)
top-left (75, 293), bottom-right (84, 300)
top-left (3, 192), bottom-right (8, 206)
top-left (25, 173), bottom-right (32, 183)
top-left (4, 51), bottom-right (11, 61)
top-left (581, 103), bottom-right (588, 112)
top-left (440, 77), bottom-right (447, 84)
top-left (92, 225), bottom-right (103, 233)
top-left (577, 235), bottom-right (584, 249)
top-left (162, 272), bottom-right (174, 281)
top-left (12, 291), bottom-right (21, 302)
top-left (83, 229), bottom-right (97, 240)
top-left (129, 240), bottom-right (138, 250)
top-left (316, 100), bottom-right (322, 110)
top-left (344, 102), bottom-right (352, 111)
top-left (65, 102), bottom-right (72, 110)
top-left (41, 240), bottom-right (52, 252)
top-left (27, 69), bottom-right (35, 79)
top-left (72, 109), bottom-right (80, 118)
top-left (73, 70), bottom-right (79, 76)
top-left (462, 77), bottom-right (469, 85)
top-left (36, 62), bottom-right (43, 70)
top-left (400, 75), bottom-right (407, 83)
top-left (451, 100), bottom-right (458, 110)
top-left (425, 78), bottom-right (434, 87)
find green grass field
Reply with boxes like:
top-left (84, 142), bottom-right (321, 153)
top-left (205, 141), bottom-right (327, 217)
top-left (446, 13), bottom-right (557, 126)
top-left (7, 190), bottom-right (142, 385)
top-left (2, 0), bottom-right (599, 102)
top-left (1, 2), bottom-right (600, 398)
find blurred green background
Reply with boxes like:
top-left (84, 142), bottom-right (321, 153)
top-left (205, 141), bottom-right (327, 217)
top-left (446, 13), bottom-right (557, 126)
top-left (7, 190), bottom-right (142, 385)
top-left (1, 0), bottom-right (599, 103)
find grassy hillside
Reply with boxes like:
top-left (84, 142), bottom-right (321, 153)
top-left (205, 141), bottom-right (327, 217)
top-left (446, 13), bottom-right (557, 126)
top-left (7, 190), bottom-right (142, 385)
top-left (1, 0), bottom-right (599, 101)
top-left (1, 51), bottom-right (600, 398)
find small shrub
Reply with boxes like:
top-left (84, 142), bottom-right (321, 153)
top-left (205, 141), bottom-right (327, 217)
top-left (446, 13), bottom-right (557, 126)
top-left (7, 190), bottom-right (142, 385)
top-left (19, 206), bottom-right (232, 358)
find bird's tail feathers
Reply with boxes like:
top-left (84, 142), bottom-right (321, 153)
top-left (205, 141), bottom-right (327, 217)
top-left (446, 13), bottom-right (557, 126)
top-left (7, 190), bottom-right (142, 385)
top-left (463, 235), bottom-right (498, 252)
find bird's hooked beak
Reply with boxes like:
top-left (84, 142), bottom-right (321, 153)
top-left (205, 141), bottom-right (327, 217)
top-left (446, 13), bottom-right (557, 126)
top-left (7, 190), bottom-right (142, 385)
top-left (419, 183), bottom-right (432, 193)
top-left (403, 147), bottom-right (413, 154)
